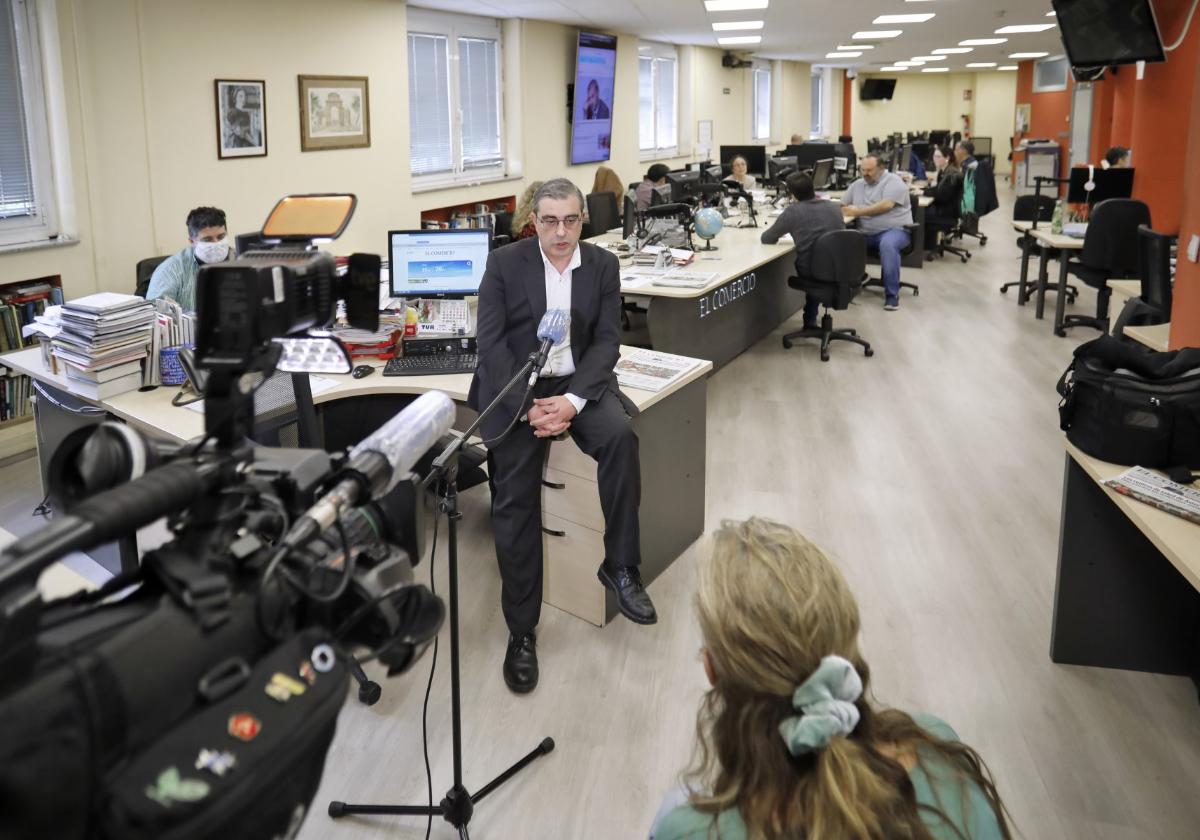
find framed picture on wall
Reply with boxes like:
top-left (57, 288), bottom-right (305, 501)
top-left (215, 80), bottom-right (267, 159)
top-left (298, 75), bottom-right (371, 152)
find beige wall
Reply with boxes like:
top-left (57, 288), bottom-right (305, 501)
top-left (972, 72), bottom-right (1018, 175)
top-left (2, 0), bottom-right (815, 298)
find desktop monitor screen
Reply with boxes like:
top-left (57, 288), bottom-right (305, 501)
top-left (833, 142), bottom-right (856, 173)
top-left (623, 195), bottom-right (636, 238)
top-left (1067, 167), bottom-right (1135, 204)
top-left (719, 145), bottom-right (767, 177)
top-left (388, 229), bottom-right (490, 298)
top-left (651, 183), bottom-right (673, 206)
top-left (768, 156), bottom-right (798, 181)
top-left (811, 159), bottom-right (834, 190)
top-left (570, 32), bottom-right (618, 165)
top-left (1053, 0), bottom-right (1165, 67)
top-left (788, 142), bottom-right (837, 170)
top-left (703, 164), bottom-right (725, 184)
top-left (666, 169), bottom-right (701, 203)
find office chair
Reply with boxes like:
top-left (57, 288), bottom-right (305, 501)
top-left (1057, 198), bottom-right (1152, 336)
top-left (249, 371), bottom-right (321, 449)
top-left (999, 194), bottom-right (1076, 301)
top-left (1112, 224), bottom-right (1174, 338)
top-left (586, 191), bottom-right (619, 235)
top-left (782, 229), bottom-right (873, 362)
top-left (925, 197), bottom-right (970, 263)
top-left (134, 255), bottom-right (169, 297)
top-left (862, 194), bottom-right (920, 297)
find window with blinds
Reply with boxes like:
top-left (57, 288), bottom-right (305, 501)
top-left (810, 71), bottom-right (823, 137)
top-left (752, 66), bottom-right (771, 141)
top-left (638, 43), bottom-right (677, 158)
top-left (407, 10), bottom-right (504, 189)
top-left (0, 0), bottom-right (57, 246)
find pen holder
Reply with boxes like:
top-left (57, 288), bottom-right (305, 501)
top-left (160, 345), bottom-right (191, 385)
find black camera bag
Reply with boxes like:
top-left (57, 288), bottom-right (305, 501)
top-left (1056, 335), bottom-right (1200, 468)
top-left (0, 588), bottom-right (348, 840)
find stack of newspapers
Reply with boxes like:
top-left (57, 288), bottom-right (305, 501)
top-left (52, 293), bottom-right (155, 400)
top-left (1104, 466), bottom-right (1200, 526)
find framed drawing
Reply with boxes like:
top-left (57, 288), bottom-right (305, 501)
top-left (298, 75), bottom-right (371, 151)
top-left (215, 80), bottom-right (267, 159)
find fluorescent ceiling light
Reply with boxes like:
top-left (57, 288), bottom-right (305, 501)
top-left (704, 0), bottom-right (768, 10)
top-left (1009, 51), bottom-right (1049, 58)
top-left (826, 51), bottom-right (863, 58)
top-left (895, 60), bottom-right (924, 66)
top-left (874, 13), bottom-right (935, 23)
top-left (1047, 10), bottom-right (1057, 15)
top-left (932, 47), bottom-right (972, 54)
top-left (838, 44), bottom-right (873, 50)
top-left (712, 20), bottom-right (764, 31)
top-left (999, 65), bottom-right (1018, 70)
top-left (880, 66), bottom-right (909, 71)
top-left (718, 35), bottom-right (762, 44)
top-left (966, 62), bottom-right (997, 68)
top-left (912, 55), bottom-right (948, 60)
top-left (922, 68), bottom-right (949, 73)
top-left (959, 38), bottom-right (1007, 45)
top-left (852, 30), bottom-right (903, 39)
top-left (996, 24), bottom-right (1056, 33)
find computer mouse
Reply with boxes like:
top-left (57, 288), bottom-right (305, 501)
top-left (352, 365), bottom-right (375, 379)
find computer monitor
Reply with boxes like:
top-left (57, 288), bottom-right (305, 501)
top-left (972, 136), bottom-right (993, 157)
top-left (388, 229), bottom-right (491, 299)
top-left (787, 142), bottom-right (838, 170)
top-left (703, 164), bottom-right (725, 184)
top-left (928, 130), bottom-right (950, 149)
top-left (811, 159), bottom-right (834, 190)
top-left (719, 145), bottom-right (768, 177)
top-left (651, 183), bottom-right (673, 206)
top-left (1067, 167), bottom-right (1135, 205)
top-left (666, 169), bottom-right (701, 202)
top-left (623, 195), bottom-right (636, 238)
top-left (911, 141), bottom-right (930, 163)
top-left (833, 142), bottom-right (856, 174)
top-left (768, 155), bottom-right (798, 182)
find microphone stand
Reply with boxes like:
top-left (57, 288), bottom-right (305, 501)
top-left (328, 350), bottom-right (555, 840)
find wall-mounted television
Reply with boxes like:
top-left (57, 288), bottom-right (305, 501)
top-left (570, 31), bottom-right (618, 165)
top-left (1052, 0), bottom-right (1166, 67)
top-left (860, 78), bottom-right (897, 101)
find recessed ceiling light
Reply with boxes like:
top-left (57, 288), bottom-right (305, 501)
top-left (837, 44), bottom-right (873, 50)
top-left (704, 0), bottom-right (768, 11)
top-left (932, 48), bottom-right (972, 54)
top-left (959, 38), bottom-right (1008, 46)
top-left (998, 65), bottom-right (1018, 70)
top-left (852, 30), bottom-right (903, 39)
top-left (996, 24), bottom-right (1056, 33)
top-left (895, 60), bottom-right (924, 66)
top-left (826, 52), bottom-right (863, 58)
top-left (966, 62), bottom-right (997, 68)
top-left (1009, 51), bottom-right (1049, 58)
top-left (718, 35), bottom-right (762, 44)
top-left (880, 66), bottom-right (909, 71)
top-left (912, 55), bottom-right (947, 61)
top-left (874, 13), bottom-right (935, 23)
top-left (922, 67), bottom-right (950, 73)
top-left (712, 20), bottom-right (764, 31)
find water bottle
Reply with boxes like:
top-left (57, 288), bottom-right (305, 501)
top-left (1050, 200), bottom-right (1063, 235)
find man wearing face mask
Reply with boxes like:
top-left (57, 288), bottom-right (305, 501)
top-left (145, 206), bottom-right (230, 311)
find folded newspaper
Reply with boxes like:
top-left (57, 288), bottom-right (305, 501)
top-left (614, 348), bottom-right (705, 393)
top-left (1103, 466), bottom-right (1200, 526)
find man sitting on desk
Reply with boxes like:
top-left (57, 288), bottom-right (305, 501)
top-left (145, 206), bottom-right (230, 311)
top-left (841, 153), bottom-right (913, 311)
top-left (469, 178), bottom-right (657, 695)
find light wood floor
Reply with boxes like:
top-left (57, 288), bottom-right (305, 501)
top-left (3, 194), bottom-right (1199, 839)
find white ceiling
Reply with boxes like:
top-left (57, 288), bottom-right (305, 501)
top-left (409, 0), bottom-right (1066, 72)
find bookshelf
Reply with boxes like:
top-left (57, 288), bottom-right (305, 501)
top-left (419, 195), bottom-right (515, 231)
top-left (0, 274), bottom-right (64, 459)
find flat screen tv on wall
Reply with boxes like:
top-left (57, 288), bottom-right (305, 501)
top-left (570, 32), bottom-right (618, 165)
top-left (1052, 0), bottom-right (1166, 67)
top-left (860, 78), bottom-right (897, 101)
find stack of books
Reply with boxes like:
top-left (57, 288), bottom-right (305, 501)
top-left (52, 293), bottom-right (156, 399)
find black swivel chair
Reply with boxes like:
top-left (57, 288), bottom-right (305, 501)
top-left (925, 177), bottom-right (970, 264)
top-left (781, 230), bottom-right (874, 362)
top-left (492, 211), bottom-right (513, 247)
top-left (1058, 198), bottom-right (1152, 336)
top-left (134, 255), bottom-right (169, 297)
top-left (862, 193), bottom-right (920, 297)
top-left (586, 192), bottom-right (619, 235)
top-left (1112, 224), bottom-right (1174, 337)
top-left (999, 194), bottom-right (1076, 301)
top-left (249, 371), bottom-right (321, 449)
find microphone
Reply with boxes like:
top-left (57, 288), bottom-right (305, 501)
top-left (528, 308), bottom-right (570, 387)
top-left (282, 390), bottom-right (456, 548)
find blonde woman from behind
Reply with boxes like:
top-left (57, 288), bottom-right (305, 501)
top-left (650, 518), bottom-right (1013, 840)
top-left (511, 180), bottom-right (544, 241)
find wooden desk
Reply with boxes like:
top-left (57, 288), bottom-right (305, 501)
top-left (1108, 278), bottom-right (1141, 307)
top-left (1052, 442), bottom-right (1200, 680)
top-left (1028, 227), bottom-right (1085, 332)
top-left (1125, 322), bottom-right (1171, 352)
top-left (1, 347), bottom-right (713, 627)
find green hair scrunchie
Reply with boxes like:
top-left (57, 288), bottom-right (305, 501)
top-left (778, 655), bottom-right (863, 756)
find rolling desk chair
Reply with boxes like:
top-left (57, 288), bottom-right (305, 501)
top-left (781, 229), bottom-right (873, 362)
top-left (586, 192), bottom-right (619, 236)
top-left (249, 371), bottom-right (321, 449)
top-left (862, 194), bottom-right (920, 297)
top-left (925, 177), bottom-right (970, 264)
top-left (999, 194), bottom-right (1076, 301)
top-left (1112, 224), bottom-right (1174, 338)
top-left (1057, 198), bottom-right (1151, 336)
top-left (134, 256), bottom-right (169, 297)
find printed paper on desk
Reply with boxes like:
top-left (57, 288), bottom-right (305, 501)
top-left (614, 347), bottom-right (706, 393)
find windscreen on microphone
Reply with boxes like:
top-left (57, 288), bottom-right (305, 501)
top-left (644, 203), bottom-right (692, 219)
top-left (535, 308), bottom-right (570, 345)
top-left (350, 390), bottom-right (456, 493)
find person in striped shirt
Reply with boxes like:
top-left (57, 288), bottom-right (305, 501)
top-left (145, 206), bottom-right (230, 312)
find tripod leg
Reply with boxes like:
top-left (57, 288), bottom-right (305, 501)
top-left (471, 737), bottom-right (556, 806)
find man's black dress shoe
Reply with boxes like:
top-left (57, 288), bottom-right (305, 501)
top-left (503, 632), bottom-right (538, 694)
top-left (597, 562), bottom-right (658, 625)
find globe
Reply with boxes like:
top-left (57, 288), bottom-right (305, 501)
top-left (693, 207), bottom-right (724, 251)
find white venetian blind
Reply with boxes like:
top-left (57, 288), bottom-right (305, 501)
top-left (0, 0), bottom-right (35, 220)
top-left (752, 66), bottom-right (771, 140)
top-left (655, 57), bottom-right (676, 151)
top-left (408, 32), bottom-right (452, 175)
top-left (458, 36), bottom-right (502, 169)
top-left (638, 56), bottom-right (654, 150)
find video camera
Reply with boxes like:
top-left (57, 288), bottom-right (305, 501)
top-left (0, 195), bottom-right (450, 840)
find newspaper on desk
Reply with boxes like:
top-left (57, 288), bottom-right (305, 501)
top-left (614, 348), bottom-right (706, 393)
top-left (1103, 466), bottom-right (1200, 526)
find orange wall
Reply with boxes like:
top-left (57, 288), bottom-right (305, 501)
top-left (1015, 62), bottom-right (1073, 178)
top-left (842, 75), bottom-right (852, 137)
top-left (1089, 77), bottom-right (1114, 163)
top-left (1166, 6), bottom-right (1200, 347)
top-left (1109, 66), bottom-right (1137, 147)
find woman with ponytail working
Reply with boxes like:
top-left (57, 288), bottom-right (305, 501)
top-left (650, 519), bottom-right (1012, 840)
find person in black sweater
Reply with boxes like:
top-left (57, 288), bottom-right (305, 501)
top-left (922, 145), bottom-right (962, 249)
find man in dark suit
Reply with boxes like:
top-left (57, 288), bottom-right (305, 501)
top-left (469, 178), bottom-right (657, 695)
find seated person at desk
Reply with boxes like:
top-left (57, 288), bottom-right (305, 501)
top-left (511, 180), bottom-right (544, 241)
top-left (1102, 146), bottom-right (1130, 169)
top-left (470, 178), bottom-right (657, 695)
top-left (922, 145), bottom-right (962, 249)
top-left (649, 518), bottom-right (1013, 840)
top-left (760, 173), bottom-right (844, 329)
top-left (954, 140), bottom-right (999, 219)
top-left (636, 163), bottom-right (671, 211)
top-left (592, 165), bottom-right (626, 219)
top-left (145, 206), bottom-right (230, 311)
top-left (841, 153), bottom-right (913, 311)
top-left (728, 155), bottom-right (757, 190)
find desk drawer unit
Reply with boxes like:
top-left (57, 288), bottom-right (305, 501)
top-left (541, 511), bottom-right (606, 626)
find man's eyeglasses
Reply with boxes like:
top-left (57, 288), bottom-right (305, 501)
top-left (536, 215), bottom-right (582, 231)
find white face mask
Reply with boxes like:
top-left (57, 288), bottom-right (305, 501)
top-left (194, 239), bottom-right (229, 264)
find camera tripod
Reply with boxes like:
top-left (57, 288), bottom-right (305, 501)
top-left (328, 352), bottom-right (555, 839)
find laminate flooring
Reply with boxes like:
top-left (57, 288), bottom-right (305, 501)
top-left (2, 192), bottom-right (1198, 839)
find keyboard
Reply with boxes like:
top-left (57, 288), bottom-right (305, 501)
top-left (383, 354), bottom-right (478, 376)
